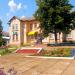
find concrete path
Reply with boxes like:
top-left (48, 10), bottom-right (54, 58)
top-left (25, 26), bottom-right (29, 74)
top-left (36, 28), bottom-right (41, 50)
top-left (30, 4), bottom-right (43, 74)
top-left (0, 53), bottom-right (75, 75)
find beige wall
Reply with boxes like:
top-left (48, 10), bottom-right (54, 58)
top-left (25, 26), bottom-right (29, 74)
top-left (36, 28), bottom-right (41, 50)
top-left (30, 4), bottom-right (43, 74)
top-left (9, 18), bottom-right (21, 45)
top-left (9, 19), bottom-right (40, 45)
top-left (21, 21), bottom-right (28, 44)
top-left (71, 30), bottom-right (75, 41)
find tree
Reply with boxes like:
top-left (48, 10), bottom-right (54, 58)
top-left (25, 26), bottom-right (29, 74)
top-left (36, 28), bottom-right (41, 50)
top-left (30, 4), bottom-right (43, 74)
top-left (0, 20), bottom-right (3, 46)
top-left (34, 0), bottom-right (75, 43)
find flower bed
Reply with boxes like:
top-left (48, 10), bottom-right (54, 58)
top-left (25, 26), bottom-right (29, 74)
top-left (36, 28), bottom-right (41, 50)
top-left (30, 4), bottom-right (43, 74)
top-left (32, 48), bottom-right (73, 57)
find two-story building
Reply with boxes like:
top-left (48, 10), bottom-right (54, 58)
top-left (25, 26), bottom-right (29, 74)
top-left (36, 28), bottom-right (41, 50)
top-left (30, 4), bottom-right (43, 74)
top-left (8, 16), bottom-right (75, 46)
top-left (8, 16), bottom-right (41, 45)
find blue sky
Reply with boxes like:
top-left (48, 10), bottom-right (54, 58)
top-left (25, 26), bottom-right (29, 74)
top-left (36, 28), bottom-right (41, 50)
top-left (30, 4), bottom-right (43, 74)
top-left (0, 0), bottom-right (75, 32)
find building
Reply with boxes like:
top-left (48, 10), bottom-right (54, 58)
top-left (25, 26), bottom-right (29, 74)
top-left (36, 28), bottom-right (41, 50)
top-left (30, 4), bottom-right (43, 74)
top-left (8, 16), bottom-right (75, 46)
top-left (8, 16), bottom-right (40, 45)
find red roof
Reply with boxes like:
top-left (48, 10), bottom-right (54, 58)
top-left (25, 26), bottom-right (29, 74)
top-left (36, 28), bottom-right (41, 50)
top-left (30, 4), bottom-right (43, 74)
top-left (8, 16), bottom-right (36, 23)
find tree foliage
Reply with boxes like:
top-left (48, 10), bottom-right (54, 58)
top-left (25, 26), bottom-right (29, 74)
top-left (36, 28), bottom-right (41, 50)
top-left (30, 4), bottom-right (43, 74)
top-left (34, 0), bottom-right (75, 43)
top-left (0, 20), bottom-right (3, 46)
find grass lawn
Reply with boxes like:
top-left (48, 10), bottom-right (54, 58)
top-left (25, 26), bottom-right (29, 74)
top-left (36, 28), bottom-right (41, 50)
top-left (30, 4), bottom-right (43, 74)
top-left (0, 46), bottom-right (18, 56)
top-left (32, 48), bottom-right (73, 57)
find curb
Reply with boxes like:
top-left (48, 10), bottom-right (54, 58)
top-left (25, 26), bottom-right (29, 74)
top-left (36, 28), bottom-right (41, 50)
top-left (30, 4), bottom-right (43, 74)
top-left (25, 56), bottom-right (74, 60)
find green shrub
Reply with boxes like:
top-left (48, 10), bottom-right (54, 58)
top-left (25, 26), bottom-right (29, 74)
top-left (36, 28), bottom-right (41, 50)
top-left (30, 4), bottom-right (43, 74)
top-left (0, 46), bottom-right (18, 56)
top-left (33, 48), bottom-right (72, 57)
top-left (22, 44), bottom-right (31, 47)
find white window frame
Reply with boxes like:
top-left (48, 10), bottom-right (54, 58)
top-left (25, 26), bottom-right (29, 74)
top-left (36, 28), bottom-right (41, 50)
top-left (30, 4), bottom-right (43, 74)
top-left (49, 33), bottom-right (54, 39)
top-left (66, 32), bottom-right (72, 38)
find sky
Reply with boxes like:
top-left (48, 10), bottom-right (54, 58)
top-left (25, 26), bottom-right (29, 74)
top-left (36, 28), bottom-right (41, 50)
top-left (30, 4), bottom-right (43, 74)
top-left (0, 0), bottom-right (75, 32)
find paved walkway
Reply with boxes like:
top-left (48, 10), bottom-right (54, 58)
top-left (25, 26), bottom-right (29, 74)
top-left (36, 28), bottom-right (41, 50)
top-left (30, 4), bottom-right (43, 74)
top-left (0, 53), bottom-right (75, 75)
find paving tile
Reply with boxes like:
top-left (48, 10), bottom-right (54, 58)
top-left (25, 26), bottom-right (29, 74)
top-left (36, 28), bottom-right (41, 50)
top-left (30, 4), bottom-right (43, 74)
top-left (62, 60), bottom-right (75, 75)
top-left (0, 53), bottom-right (74, 75)
top-left (43, 60), bottom-right (72, 75)
top-left (22, 59), bottom-right (58, 75)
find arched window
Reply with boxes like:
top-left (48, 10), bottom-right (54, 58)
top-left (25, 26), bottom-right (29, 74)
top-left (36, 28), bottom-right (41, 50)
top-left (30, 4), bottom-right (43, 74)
top-left (15, 24), bottom-right (18, 30)
top-left (30, 24), bottom-right (33, 31)
top-left (12, 32), bottom-right (18, 41)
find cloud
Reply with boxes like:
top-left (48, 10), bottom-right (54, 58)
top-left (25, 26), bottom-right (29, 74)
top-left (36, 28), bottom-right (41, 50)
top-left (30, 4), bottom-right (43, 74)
top-left (7, 0), bottom-right (28, 17)
top-left (21, 15), bottom-right (26, 19)
top-left (8, 0), bottom-right (25, 12)
top-left (8, 0), bottom-right (17, 12)
top-left (17, 3), bottom-right (22, 10)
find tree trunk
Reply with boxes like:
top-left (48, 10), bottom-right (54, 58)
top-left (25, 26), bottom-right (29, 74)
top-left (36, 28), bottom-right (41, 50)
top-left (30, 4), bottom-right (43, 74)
top-left (59, 32), bottom-right (61, 43)
top-left (48, 33), bottom-right (50, 43)
top-left (54, 30), bottom-right (58, 44)
top-left (62, 33), bottom-right (67, 42)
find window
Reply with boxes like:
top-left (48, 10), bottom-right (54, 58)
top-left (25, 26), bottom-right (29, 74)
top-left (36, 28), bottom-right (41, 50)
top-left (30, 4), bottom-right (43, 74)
top-left (12, 24), bottom-right (18, 31)
top-left (15, 24), bottom-right (18, 30)
top-left (66, 33), bottom-right (72, 38)
top-left (16, 32), bottom-right (18, 41)
top-left (30, 24), bottom-right (33, 31)
top-left (12, 31), bottom-right (18, 41)
top-left (22, 24), bottom-right (26, 29)
top-left (12, 24), bottom-right (18, 41)
top-left (12, 25), bottom-right (14, 30)
top-left (12, 34), bottom-right (15, 41)
top-left (34, 23), bottom-right (37, 29)
top-left (50, 33), bottom-right (54, 39)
